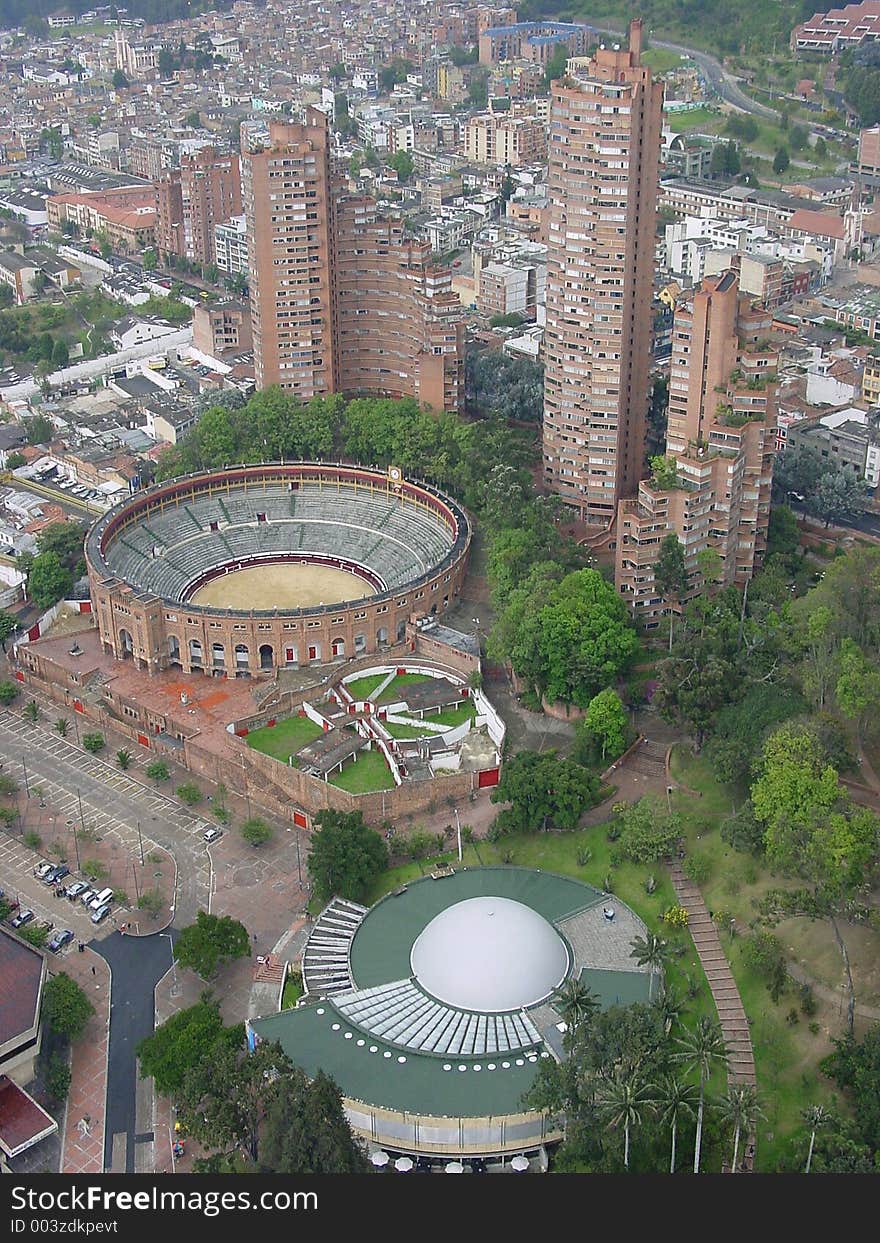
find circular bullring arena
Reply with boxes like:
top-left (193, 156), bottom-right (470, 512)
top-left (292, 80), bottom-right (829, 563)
top-left (85, 463), bottom-right (470, 677)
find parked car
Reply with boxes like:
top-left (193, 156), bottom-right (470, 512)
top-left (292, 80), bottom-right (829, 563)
top-left (48, 929), bottom-right (74, 953)
top-left (34, 862), bottom-right (55, 880)
top-left (11, 909), bottom-right (34, 928)
top-left (44, 865), bottom-right (70, 886)
top-left (65, 880), bottom-right (89, 900)
top-left (79, 889), bottom-right (97, 907)
top-left (89, 888), bottom-right (113, 911)
top-left (90, 903), bottom-right (111, 925)
top-left (203, 826), bottom-right (223, 844)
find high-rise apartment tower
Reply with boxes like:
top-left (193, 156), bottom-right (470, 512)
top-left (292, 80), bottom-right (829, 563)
top-left (542, 18), bottom-right (664, 525)
top-left (242, 109), bottom-right (464, 409)
top-left (155, 148), bottom-right (242, 267)
top-left (615, 270), bottom-right (777, 623)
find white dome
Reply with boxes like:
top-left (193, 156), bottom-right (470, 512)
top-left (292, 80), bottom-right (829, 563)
top-left (410, 896), bottom-right (569, 1012)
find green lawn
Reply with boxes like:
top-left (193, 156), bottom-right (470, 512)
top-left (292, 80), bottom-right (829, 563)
top-left (328, 748), bottom-right (395, 793)
top-left (281, 975), bottom-right (302, 1009)
top-left (643, 48), bottom-right (688, 73)
top-left (421, 700), bottom-right (477, 728)
top-left (345, 673), bottom-right (388, 701)
top-left (668, 744), bottom-right (854, 1169)
top-left (665, 106), bottom-right (722, 132)
top-left (246, 715), bottom-right (323, 762)
top-left (377, 673), bottom-right (434, 703)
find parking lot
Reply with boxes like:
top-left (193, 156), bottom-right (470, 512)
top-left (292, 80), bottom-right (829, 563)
top-left (0, 831), bottom-right (117, 950)
top-left (0, 710), bottom-right (212, 926)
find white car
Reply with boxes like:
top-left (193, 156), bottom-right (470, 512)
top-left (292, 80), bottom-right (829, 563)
top-left (203, 827), bottom-right (223, 844)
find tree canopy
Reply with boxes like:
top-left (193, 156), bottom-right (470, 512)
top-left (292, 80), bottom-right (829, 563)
top-left (41, 973), bottom-right (95, 1042)
top-left (173, 911), bottom-right (250, 979)
top-left (137, 996), bottom-right (242, 1099)
top-left (491, 750), bottom-right (601, 834)
top-left (26, 552), bottom-right (73, 610)
top-left (307, 809), bottom-right (388, 904)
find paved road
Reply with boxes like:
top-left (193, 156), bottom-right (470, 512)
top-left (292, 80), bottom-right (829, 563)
top-left (94, 930), bottom-right (176, 1174)
top-left (790, 500), bottom-right (880, 541)
top-left (0, 711), bottom-right (211, 1173)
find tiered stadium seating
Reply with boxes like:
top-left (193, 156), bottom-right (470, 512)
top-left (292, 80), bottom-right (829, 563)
top-left (102, 476), bottom-right (459, 606)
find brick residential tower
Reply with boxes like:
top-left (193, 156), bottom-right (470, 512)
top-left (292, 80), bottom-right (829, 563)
top-left (542, 18), bottom-right (664, 526)
top-left (615, 270), bottom-right (777, 625)
top-left (242, 109), bottom-right (464, 410)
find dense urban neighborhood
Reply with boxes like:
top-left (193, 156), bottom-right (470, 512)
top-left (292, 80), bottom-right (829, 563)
top-left (0, 0), bottom-right (880, 1196)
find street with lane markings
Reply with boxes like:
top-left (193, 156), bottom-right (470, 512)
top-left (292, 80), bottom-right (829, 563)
top-left (0, 708), bottom-right (216, 1172)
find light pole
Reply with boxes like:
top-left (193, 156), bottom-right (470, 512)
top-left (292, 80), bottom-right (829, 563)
top-left (135, 820), bottom-right (144, 866)
top-left (21, 758), bottom-right (30, 797)
top-left (160, 931), bottom-right (177, 989)
top-left (455, 807), bottom-right (462, 864)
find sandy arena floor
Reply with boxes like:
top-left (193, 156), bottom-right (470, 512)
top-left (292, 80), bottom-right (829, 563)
top-left (188, 563), bottom-right (376, 610)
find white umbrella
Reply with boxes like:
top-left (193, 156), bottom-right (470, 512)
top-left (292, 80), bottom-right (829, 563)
top-left (510, 1155), bottom-right (530, 1173)
top-left (370, 1150), bottom-right (390, 1168)
top-left (394, 1156), bottom-right (414, 1172)
top-left (445, 1161), bottom-right (465, 1174)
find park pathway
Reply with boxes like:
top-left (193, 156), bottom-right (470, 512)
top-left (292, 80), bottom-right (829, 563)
top-left (670, 863), bottom-right (756, 1088)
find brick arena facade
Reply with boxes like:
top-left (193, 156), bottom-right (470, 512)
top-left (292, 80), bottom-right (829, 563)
top-left (85, 463), bottom-right (471, 677)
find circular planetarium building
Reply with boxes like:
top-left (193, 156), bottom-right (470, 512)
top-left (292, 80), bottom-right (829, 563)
top-left (85, 463), bottom-right (470, 677)
top-left (248, 867), bottom-right (661, 1165)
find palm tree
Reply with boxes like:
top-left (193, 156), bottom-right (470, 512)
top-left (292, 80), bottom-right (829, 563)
top-left (54, 718), bottom-right (69, 737)
top-left (630, 931), bottom-right (668, 971)
top-left (652, 1073), bottom-right (698, 1174)
top-left (652, 985), bottom-right (683, 1038)
top-left (595, 1070), bottom-right (654, 1172)
top-left (675, 1017), bottom-right (729, 1174)
top-left (802, 1104), bottom-right (832, 1174)
top-left (717, 1082), bottom-right (763, 1173)
top-left (554, 979), bottom-right (600, 1050)
top-left (630, 933), bottom-right (669, 997)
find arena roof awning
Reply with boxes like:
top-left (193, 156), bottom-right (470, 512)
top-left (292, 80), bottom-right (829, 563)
top-left (398, 678), bottom-right (465, 714)
top-left (297, 727), bottom-right (368, 777)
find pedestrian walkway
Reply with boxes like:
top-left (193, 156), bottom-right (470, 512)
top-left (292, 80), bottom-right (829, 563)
top-left (58, 948), bottom-right (110, 1174)
top-left (671, 862), bottom-right (758, 1171)
top-left (670, 863), bottom-right (756, 1089)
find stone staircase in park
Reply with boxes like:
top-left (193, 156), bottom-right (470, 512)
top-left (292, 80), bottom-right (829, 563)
top-left (670, 862), bottom-right (757, 1171)
top-left (626, 738), bottom-right (668, 780)
top-left (253, 953), bottom-right (287, 986)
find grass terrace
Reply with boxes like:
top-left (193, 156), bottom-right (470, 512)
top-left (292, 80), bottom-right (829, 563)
top-left (328, 748), bottom-right (396, 793)
top-left (665, 106), bottom-right (721, 132)
top-left (246, 715), bottom-right (324, 763)
top-left (345, 673), bottom-right (388, 701)
top-left (425, 700), bottom-right (477, 728)
top-left (643, 47), bottom-right (689, 73)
